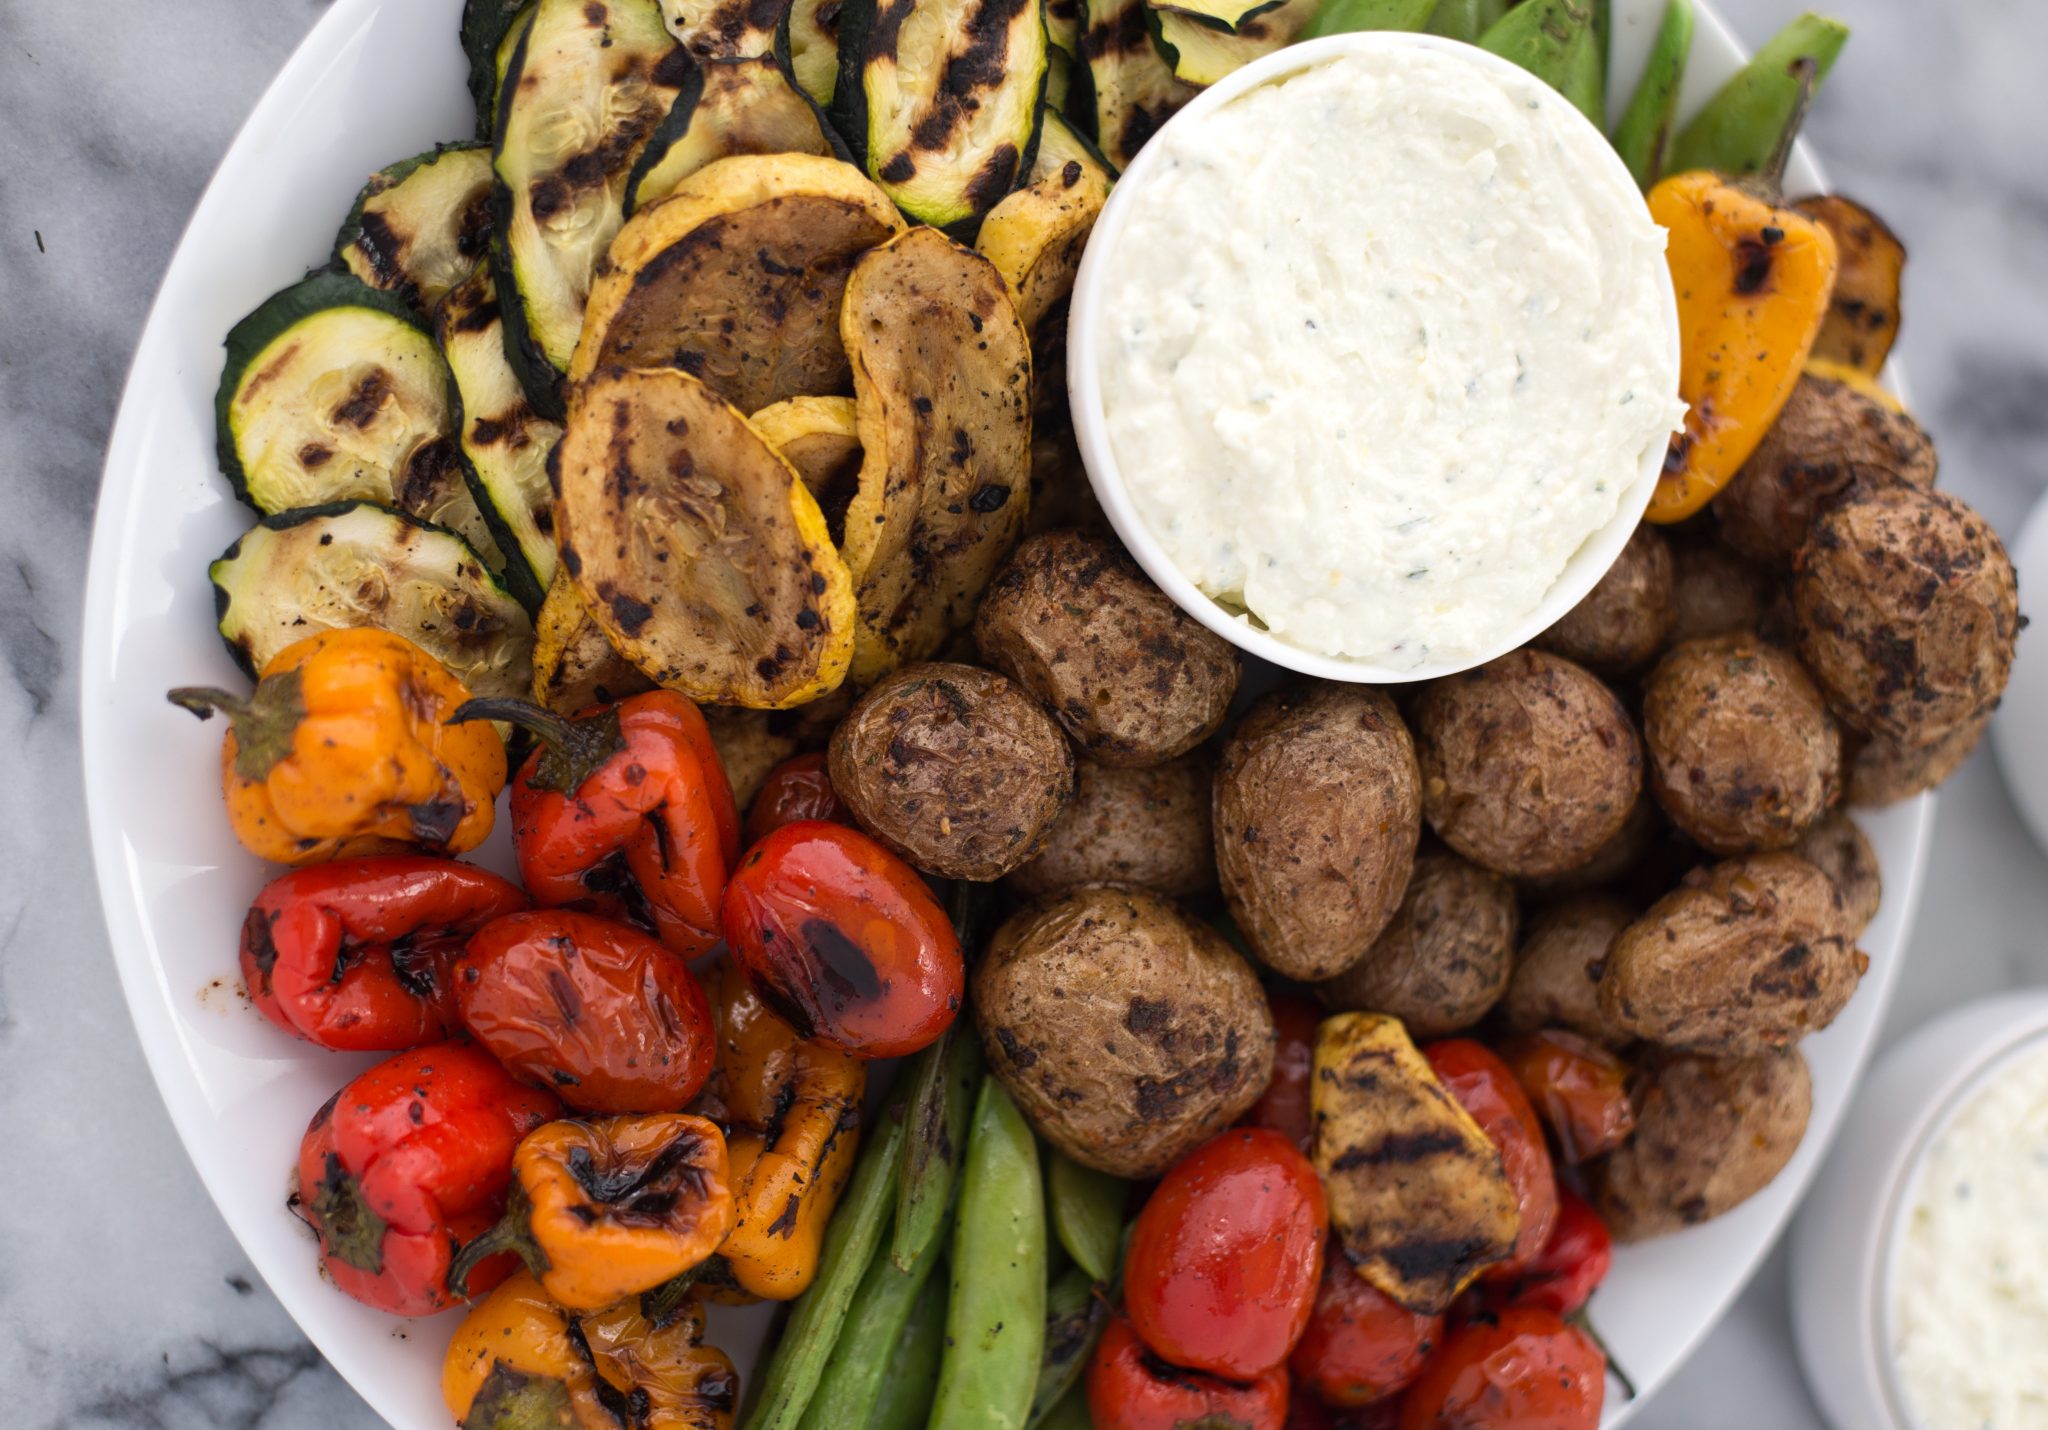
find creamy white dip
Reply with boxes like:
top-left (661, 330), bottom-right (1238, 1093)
top-left (1892, 1038), bottom-right (2048, 1429)
top-left (1095, 44), bottom-right (1683, 667)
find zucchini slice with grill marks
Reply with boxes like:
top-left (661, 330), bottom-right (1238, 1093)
top-left (1078, 0), bottom-right (1196, 167)
top-left (624, 54), bottom-right (842, 213)
top-left (571, 152), bottom-right (903, 413)
top-left (1147, 0), bottom-right (1283, 31)
top-left (977, 108), bottom-right (1113, 337)
top-left (335, 144), bottom-right (497, 316)
top-left (659, 0), bottom-right (788, 58)
top-left (780, 0), bottom-right (843, 105)
top-left (1148, 0), bottom-right (1315, 85)
top-left (461, 0), bottom-right (536, 132)
top-left (832, 0), bottom-right (1050, 230)
top-left (750, 394), bottom-right (863, 543)
top-left (436, 264), bottom-right (562, 611)
top-left (215, 272), bottom-right (495, 560)
top-left (491, 0), bottom-right (689, 414)
top-left (839, 227), bottom-right (1033, 683)
top-left (210, 500), bottom-right (535, 700)
top-left (531, 568), bottom-right (656, 714)
top-left (1047, 0), bottom-right (1084, 53)
top-left (554, 366), bottom-right (856, 709)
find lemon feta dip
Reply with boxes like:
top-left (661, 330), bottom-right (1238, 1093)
top-left (1096, 42), bottom-right (1684, 668)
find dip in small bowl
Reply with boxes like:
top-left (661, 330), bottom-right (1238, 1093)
top-left (1069, 32), bottom-right (1684, 682)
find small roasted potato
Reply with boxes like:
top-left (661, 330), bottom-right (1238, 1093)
top-left (1593, 1047), bottom-right (1812, 1242)
top-left (1516, 789), bottom-right (1662, 902)
top-left (704, 707), bottom-right (801, 811)
top-left (1714, 371), bottom-right (1937, 566)
top-left (1793, 484), bottom-right (2020, 746)
top-left (1641, 635), bottom-right (1841, 855)
top-left (1414, 650), bottom-right (1643, 879)
top-left (1667, 540), bottom-right (1775, 646)
top-left (1536, 525), bottom-right (1674, 673)
top-left (1845, 710), bottom-right (1991, 808)
top-left (975, 885), bottom-right (1275, 1177)
top-left (1503, 894), bottom-right (1635, 1047)
top-left (1792, 195), bottom-right (1905, 376)
top-left (828, 661), bottom-right (1074, 880)
top-left (1214, 683), bottom-right (1423, 981)
top-left (1794, 809), bottom-right (1883, 938)
top-left (1601, 852), bottom-right (1862, 1055)
top-left (1314, 851), bottom-right (1517, 1039)
top-left (974, 530), bottom-right (1240, 767)
top-left (1311, 1013), bottom-right (1520, 1313)
top-left (1005, 756), bottom-right (1215, 900)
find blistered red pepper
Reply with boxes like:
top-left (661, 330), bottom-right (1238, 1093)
top-left (453, 692), bottom-right (739, 957)
top-left (1467, 1190), bottom-right (1614, 1321)
top-left (1291, 1243), bottom-right (1442, 1409)
top-left (1396, 1307), bottom-right (1604, 1430)
top-left (1088, 1313), bottom-right (1289, 1430)
top-left (239, 857), bottom-right (525, 1051)
top-left (1248, 992), bottom-right (1323, 1152)
top-left (743, 752), bottom-right (850, 844)
top-left (1498, 1031), bottom-right (1637, 1166)
top-left (1423, 1040), bottom-right (1558, 1281)
top-left (295, 1041), bottom-right (558, 1316)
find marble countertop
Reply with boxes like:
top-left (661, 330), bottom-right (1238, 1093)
top-left (3, 0), bottom-right (2043, 1425)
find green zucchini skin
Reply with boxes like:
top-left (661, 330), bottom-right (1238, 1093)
top-left (332, 142), bottom-right (496, 316)
top-left (622, 50), bottom-right (851, 215)
top-left (1032, 104), bottom-right (1118, 183)
top-left (1148, 0), bottom-right (1285, 34)
top-left (1077, 0), bottom-right (1196, 166)
top-left (779, 0), bottom-right (845, 106)
top-left (1145, 0), bottom-right (1314, 85)
top-left (461, 0), bottom-right (535, 133)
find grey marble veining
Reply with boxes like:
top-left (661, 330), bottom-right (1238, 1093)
top-left (1, 0), bottom-right (2042, 1426)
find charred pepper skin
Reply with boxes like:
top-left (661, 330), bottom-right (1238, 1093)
top-left (453, 691), bottom-right (740, 957)
top-left (169, 627), bottom-right (507, 865)
top-left (295, 1041), bottom-right (559, 1317)
top-left (239, 856), bottom-right (526, 1051)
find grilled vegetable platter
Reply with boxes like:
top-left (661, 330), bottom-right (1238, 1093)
top-left (149, 0), bottom-right (2024, 1427)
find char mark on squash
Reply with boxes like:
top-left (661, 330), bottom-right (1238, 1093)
top-left (1329, 1128), bottom-right (1473, 1171)
top-left (1375, 1234), bottom-right (1501, 1287)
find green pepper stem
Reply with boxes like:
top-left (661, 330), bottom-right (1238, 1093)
top-left (1570, 1308), bottom-right (1638, 1401)
top-left (166, 687), bottom-right (251, 722)
top-left (1757, 57), bottom-right (1817, 198)
top-left (449, 696), bottom-right (576, 748)
top-left (449, 696), bottom-right (626, 795)
top-left (448, 1206), bottom-right (545, 1301)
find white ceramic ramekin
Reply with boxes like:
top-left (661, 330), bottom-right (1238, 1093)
top-left (1065, 31), bottom-right (1682, 685)
top-left (1791, 990), bottom-right (2048, 1430)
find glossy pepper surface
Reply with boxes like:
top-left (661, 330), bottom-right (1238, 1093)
top-left (696, 958), bottom-right (864, 1302)
top-left (443, 1270), bottom-right (739, 1430)
top-left (1423, 1040), bottom-right (1558, 1280)
top-left (1087, 1313), bottom-right (1288, 1430)
top-left (1396, 1306), bottom-right (1604, 1430)
top-left (743, 752), bottom-right (851, 843)
top-left (240, 857), bottom-right (525, 1051)
top-left (454, 691), bottom-right (740, 957)
top-left (1467, 1189), bottom-right (1613, 1320)
top-left (169, 627), bottom-right (506, 865)
top-left (295, 1041), bottom-right (558, 1316)
top-left (455, 910), bottom-right (717, 1114)
top-left (452, 1113), bottom-right (735, 1311)
top-left (1498, 1031), bottom-right (1636, 1165)
top-left (1247, 992), bottom-right (1323, 1151)
top-left (721, 820), bottom-right (963, 1058)
top-left (1291, 1242), bottom-right (1442, 1408)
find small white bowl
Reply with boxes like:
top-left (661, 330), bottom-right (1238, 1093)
top-left (1791, 990), bottom-right (2048, 1430)
top-left (1065, 31), bottom-right (1682, 684)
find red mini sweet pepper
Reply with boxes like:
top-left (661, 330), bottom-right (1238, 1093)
top-left (451, 691), bottom-right (739, 957)
top-left (295, 1041), bottom-right (560, 1316)
top-left (240, 856), bottom-right (527, 1051)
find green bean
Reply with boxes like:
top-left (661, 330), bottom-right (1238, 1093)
top-left (1048, 1152), bottom-right (1126, 1285)
top-left (929, 1078), bottom-right (1048, 1430)
top-left (1478, 0), bottom-right (1598, 119)
top-left (1666, 11), bottom-right (1848, 177)
top-left (1611, 0), bottom-right (1694, 187)
top-left (893, 1020), bottom-right (985, 1271)
top-left (1301, 0), bottom-right (1438, 41)
top-left (1029, 1266), bottom-right (1110, 1428)
top-left (797, 1203), bottom-right (953, 1430)
top-left (868, 1268), bottom-right (950, 1430)
top-left (742, 1099), bottom-right (907, 1430)
top-left (1425, 0), bottom-right (1508, 43)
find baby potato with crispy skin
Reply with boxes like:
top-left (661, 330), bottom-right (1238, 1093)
top-left (1314, 850), bottom-right (1518, 1039)
top-left (1503, 893), bottom-right (1636, 1047)
top-left (1642, 635), bottom-right (1842, 855)
top-left (1600, 852), bottom-right (1862, 1055)
top-left (1667, 540), bottom-right (1776, 647)
top-left (1845, 712), bottom-right (1992, 809)
top-left (1794, 810), bottom-right (1883, 938)
top-left (1005, 756), bottom-right (1215, 900)
top-left (1537, 525), bottom-right (1674, 674)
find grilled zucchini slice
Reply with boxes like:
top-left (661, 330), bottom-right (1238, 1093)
top-left (840, 228), bottom-right (1032, 683)
top-left (832, 0), bottom-right (1049, 229)
top-left (1310, 1013), bottom-right (1521, 1315)
top-left (1034, 104), bottom-right (1117, 179)
top-left (750, 395), bottom-right (863, 543)
top-left (571, 152), bottom-right (902, 413)
top-left (211, 500), bottom-right (535, 700)
top-left (335, 144), bottom-right (497, 316)
top-left (625, 55), bottom-right (841, 213)
top-left (491, 0), bottom-right (688, 413)
top-left (1077, 0), bottom-right (1196, 167)
top-left (1147, 0), bottom-right (1315, 85)
top-left (554, 366), bottom-right (856, 708)
top-left (659, 0), bottom-right (786, 58)
top-left (977, 108), bottom-right (1113, 337)
top-left (461, 1), bottom-right (535, 132)
top-left (436, 265), bottom-right (562, 611)
top-left (781, 0), bottom-right (843, 104)
top-left (1148, 0), bottom-right (1283, 30)
top-left (215, 272), bottom-right (495, 559)
top-left (531, 568), bottom-right (656, 714)
top-left (1047, 0), bottom-right (1084, 52)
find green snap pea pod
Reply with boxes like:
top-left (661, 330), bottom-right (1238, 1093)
top-left (1479, 0), bottom-right (1598, 120)
top-left (1029, 1265), bottom-right (1110, 1429)
top-left (929, 1078), bottom-right (1048, 1430)
top-left (867, 1268), bottom-right (951, 1430)
top-left (893, 1020), bottom-right (985, 1271)
top-left (1562, 18), bottom-right (1603, 123)
top-left (1425, 0), bottom-right (1508, 43)
top-left (742, 1099), bottom-right (908, 1430)
top-left (1611, 0), bottom-right (1695, 187)
top-left (1667, 11), bottom-right (1848, 176)
top-left (1301, 0), bottom-right (1438, 41)
top-left (797, 1203), bottom-right (954, 1430)
top-left (1048, 1152), bottom-right (1126, 1285)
